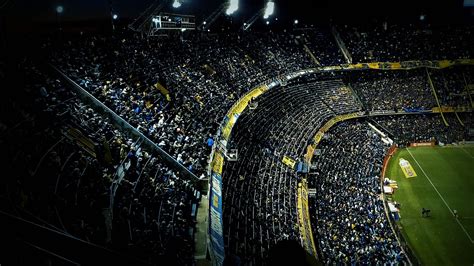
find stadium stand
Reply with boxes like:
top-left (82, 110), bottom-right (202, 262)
top-left (337, 24), bottom-right (474, 62)
top-left (2, 62), bottom-right (198, 265)
top-left (221, 80), bottom-right (363, 264)
top-left (1, 18), bottom-right (473, 265)
top-left (308, 121), bottom-right (406, 264)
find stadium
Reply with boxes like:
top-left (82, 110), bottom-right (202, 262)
top-left (0, 0), bottom-right (473, 265)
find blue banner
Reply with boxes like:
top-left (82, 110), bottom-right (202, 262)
top-left (209, 171), bottom-right (225, 265)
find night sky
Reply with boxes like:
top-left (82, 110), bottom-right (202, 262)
top-left (2, 0), bottom-right (471, 22)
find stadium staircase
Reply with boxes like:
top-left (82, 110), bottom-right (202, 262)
top-left (331, 26), bottom-right (352, 64)
top-left (347, 84), bottom-right (366, 110)
top-left (462, 72), bottom-right (474, 108)
top-left (454, 111), bottom-right (465, 126)
top-left (426, 68), bottom-right (449, 126)
top-left (303, 43), bottom-right (321, 66)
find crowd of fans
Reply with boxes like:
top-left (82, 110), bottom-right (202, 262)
top-left (48, 26), bottom-right (471, 181)
top-left (309, 121), bottom-right (405, 264)
top-left (372, 113), bottom-right (471, 145)
top-left (429, 67), bottom-right (473, 107)
top-left (300, 28), bottom-right (346, 66)
top-left (1, 62), bottom-right (198, 264)
top-left (2, 21), bottom-right (472, 265)
top-left (348, 69), bottom-right (436, 111)
top-left (338, 24), bottom-right (473, 62)
top-left (221, 80), bottom-right (361, 264)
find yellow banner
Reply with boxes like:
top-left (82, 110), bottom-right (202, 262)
top-left (305, 144), bottom-right (315, 164)
top-left (399, 158), bottom-right (417, 178)
top-left (319, 59), bottom-right (474, 72)
top-left (297, 179), bottom-right (317, 257)
top-left (212, 152), bottom-right (224, 174)
top-left (221, 85), bottom-right (269, 140)
top-left (430, 106), bottom-right (473, 113)
top-left (282, 155), bottom-right (296, 169)
top-left (154, 82), bottom-right (171, 102)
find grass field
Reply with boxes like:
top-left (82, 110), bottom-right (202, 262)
top-left (386, 145), bottom-right (474, 266)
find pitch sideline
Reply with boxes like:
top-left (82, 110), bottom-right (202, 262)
top-left (406, 148), bottom-right (474, 244)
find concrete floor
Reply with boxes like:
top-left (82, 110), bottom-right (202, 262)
top-left (195, 195), bottom-right (211, 266)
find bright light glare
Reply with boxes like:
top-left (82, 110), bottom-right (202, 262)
top-left (56, 6), bottom-right (64, 14)
top-left (113, 14), bottom-right (118, 20)
top-left (172, 0), bottom-right (181, 8)
top-left (263, 1), bottom-right (274, 19)
top-left (294, 19), bottom-right (299, 24)
top-left (266, 21), bottom-right (269, 25)
top-left (203, 21), bottom-right (207, 25)
top-left (226, 0), bottom-right (239, 15)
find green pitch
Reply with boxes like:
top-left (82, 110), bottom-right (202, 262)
top-left (386, 145), bottom-right (474, 265)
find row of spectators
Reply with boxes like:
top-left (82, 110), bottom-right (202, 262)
top-left (338, 24), bottom-right (473, 62)
top-left (220, 79), bottom-right (470, 264)
top-left (348, 69), bottom-right (436, 111)
top-left (221, 80), bottom-right (361, 264)
top-left (50, 28), bottom-right (472, 180)
top-left (0, 62), bottom-right (198, 264)
top-left (309, 121), bottom-right (405, 264)
top-left (308, 112), bottom-right (470, 263)
top-left (372, 113), bottom-right (471, 145)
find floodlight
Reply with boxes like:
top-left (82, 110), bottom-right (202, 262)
top-left (263, 1), bottom-right (274, 19)
top-left (172, 0), bottom-right (181, 8)
top-left (56, 5), bottom-right (64, 14)
top-left (226, 0), bottom-right (239, 15)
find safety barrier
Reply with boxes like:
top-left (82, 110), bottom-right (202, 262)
top-left (49, 65), bottom-right (203, 186)
top-left (305, 112), bottom-right (364, 164)
top-left (380, 146), bottom-right (420, 265)
top-left (208, 82), bottom-right (274, 266)
top-left (297, 179), bottom-right (318, 258)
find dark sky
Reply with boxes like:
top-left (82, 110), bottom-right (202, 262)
top-left (2, 0), bottom-right (471, 21)
top-left (0, 0), bottom-right (472, 32)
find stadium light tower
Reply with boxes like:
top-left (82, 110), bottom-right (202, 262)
top-left (226, 0), bottom-right (239, 15)
top-left (242, 1), bottom-right (275, 31)
top-left (56, 5), bottom-right (64, 14)
top-left (263, 1), bottom-right (274, 19)
top-left (172, 0), bottom-right (181, 8)
top-left (56, 5), bottom-right (64, 33)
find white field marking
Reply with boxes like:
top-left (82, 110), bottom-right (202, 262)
top-left (407, 148), bottom-right (474, 244)
top-left (440, 145), bottom-right (474, 159)
top-left (459, 146), bottom-right (474, 159)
